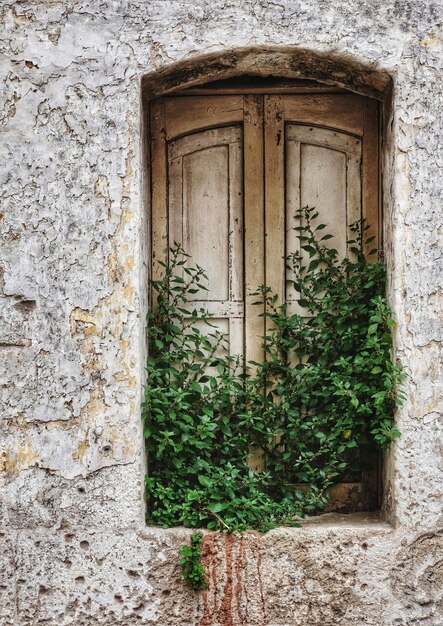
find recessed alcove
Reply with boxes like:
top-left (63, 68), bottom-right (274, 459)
top-left (141, 47), bottom-right (397, 529)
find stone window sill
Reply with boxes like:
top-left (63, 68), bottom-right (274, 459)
top-left (267, 511), bottom-right (392, 535)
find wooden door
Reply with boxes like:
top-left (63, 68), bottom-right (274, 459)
top-left (150, 91), bottom-right (380, 509)
top-left (264, 94), bottom-right (379, 315)
top-left (151, 92), bottom-right (379, 357)
top-left (150, 96), bottom-right (266, 364)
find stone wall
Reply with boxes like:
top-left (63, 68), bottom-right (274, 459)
top-left (1, 1), bottom-right (442, 624)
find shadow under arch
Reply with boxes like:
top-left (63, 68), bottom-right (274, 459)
top-left (141, 46), bottom-right (392, 101)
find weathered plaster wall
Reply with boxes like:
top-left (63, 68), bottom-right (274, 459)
top-left (0, 1), bottom-right (442, 624)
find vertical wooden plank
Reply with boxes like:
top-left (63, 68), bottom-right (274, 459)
top-left (285, 134), bottom-right (301, 314)
top-left (244, 95), bottom-right (265, 473)
top-left (229, 140), bottom-right (245, 357)
top-left (362, 99), bottom-right (380, 256)
top-left (244, 95), bottom-right (265, 366)
top-left (167, 154), bottom-right (182, 253)
top-left (229, 141), bottom-right (244, 303)
top-left (346, 152), bottom-right (362, 245)
top-left (264, 99), bottom-right (286, 471)
top-left (150, 99), bottom-right (168, 287)
top-left (264, 96), bottom-right (285, 313)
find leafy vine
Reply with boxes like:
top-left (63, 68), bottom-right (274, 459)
top-left (179, 532), bottom-right (207, 590)
top-left (142, 206), bottom-right (405, 533)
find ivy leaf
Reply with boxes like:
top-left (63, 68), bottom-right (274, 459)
top-left (197, 475), bottom-right (212, 488)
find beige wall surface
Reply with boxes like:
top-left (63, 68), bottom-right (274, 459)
top-left (0, 1), bottom-right (442, 624)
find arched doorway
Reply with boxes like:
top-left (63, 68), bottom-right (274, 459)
top-left (143, 49), bottom-right (393, 513)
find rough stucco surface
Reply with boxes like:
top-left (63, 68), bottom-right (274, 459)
top-left (0, 1), bottom-right (442, 624)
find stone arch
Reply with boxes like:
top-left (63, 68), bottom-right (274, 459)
top-left (141, 46), bottom-right (392, 101)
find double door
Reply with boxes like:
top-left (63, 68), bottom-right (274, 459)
top-left (150, 92), bottom-right (379, 364)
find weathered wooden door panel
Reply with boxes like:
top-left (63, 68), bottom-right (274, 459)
top-left (164, 96), bottom-right (244, 140)
top-left (285, 125), bottom-right (362, 315)
top-left (264, 94), bottom-right (378, 315)
top-left (151, 96), bottom-right (265, 361)
top-left (168, 128), bottom-right (243, 300)
top-left (278, 94), bottom-right (365, 134)
top-left (168, 126), bottom-right (245, 356)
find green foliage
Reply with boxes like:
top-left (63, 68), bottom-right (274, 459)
top-left (179, 532), bottom-right (206, 590)
top-left (142, 206), bottom-right (405, 532)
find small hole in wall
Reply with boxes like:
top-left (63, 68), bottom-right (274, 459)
top-left (127, 569), bottom-right (140, 578)
top-left (101, 444), bottom-right (112, 454)
top-left (77, 486), bottom-right (86, 493)
top-left (361, 542), bottom-right (368, 550)
top-left (74, 576), bottom-right (85, 584)
top-left (114, 594), bottom-right (124, 603)
top-left (14, 299), bottom-right (36, 313)
top-left (80, 540), bottom-right (90, 550)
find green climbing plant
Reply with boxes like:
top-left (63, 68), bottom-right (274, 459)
top-left (142, 206), bottom-right (405, 533)
top-left (179, 532), bottom-right (207, 590)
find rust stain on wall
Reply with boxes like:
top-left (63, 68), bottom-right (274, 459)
top-left (199, 534), bottom-right (266, 626)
